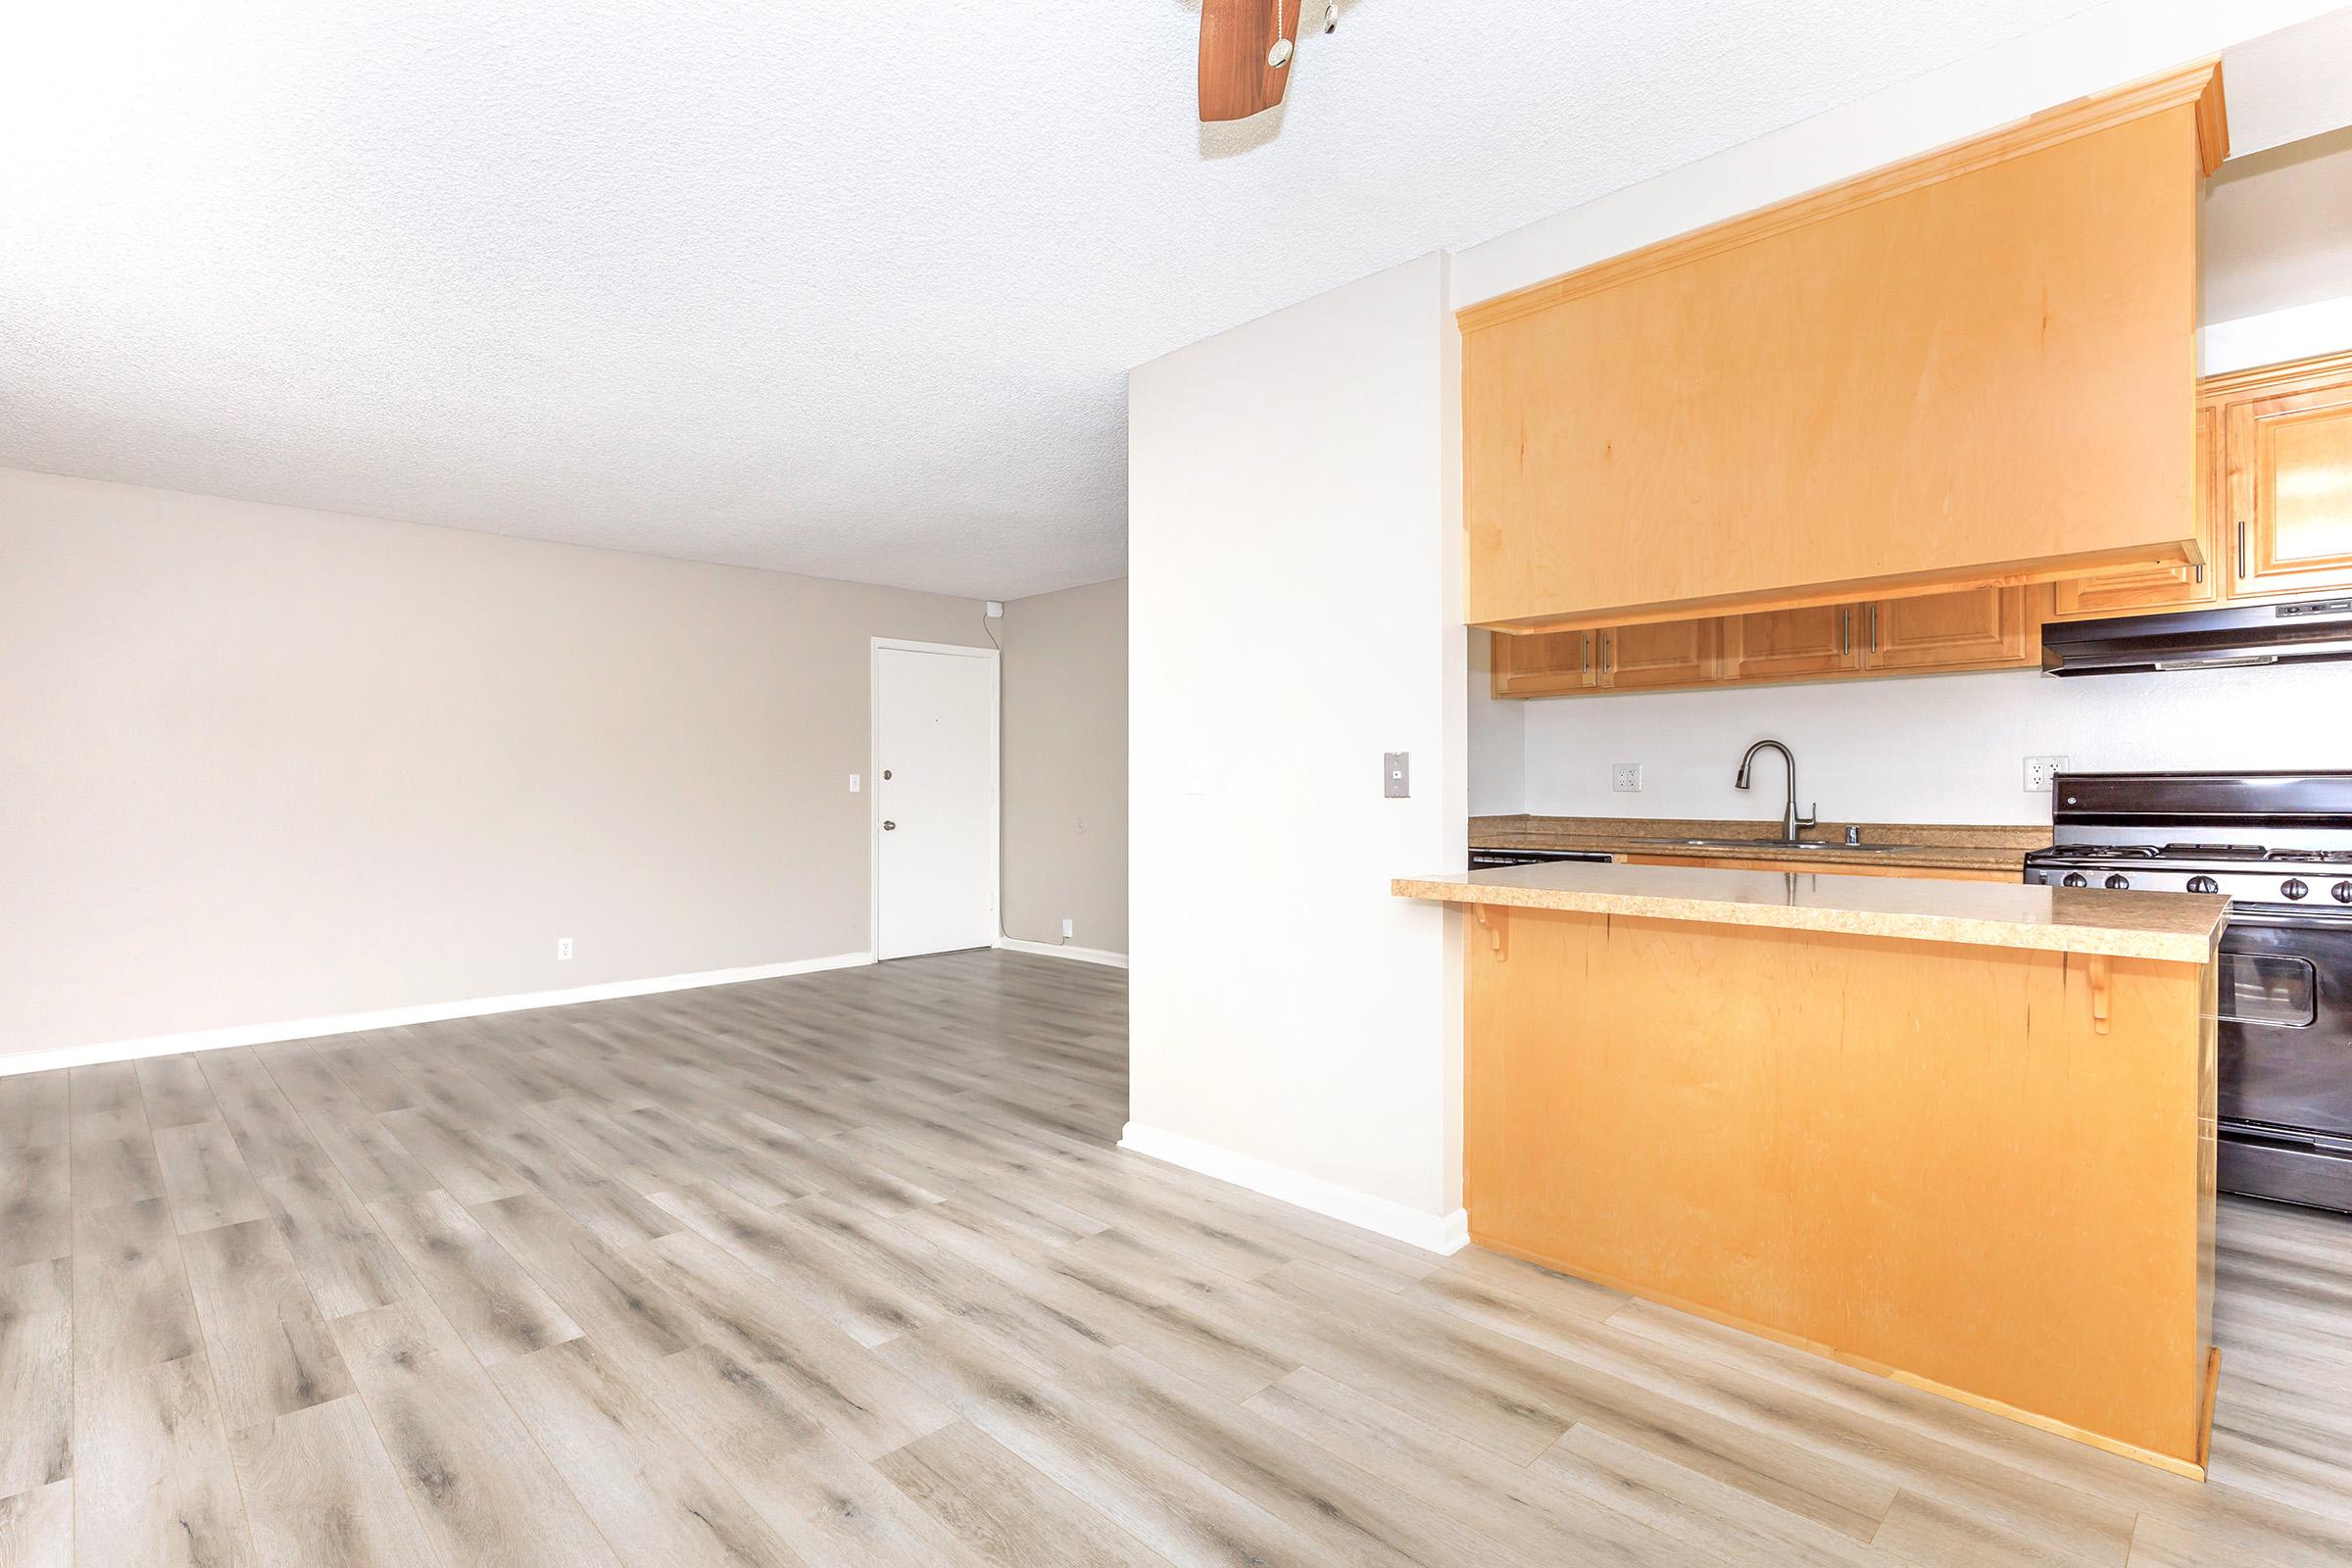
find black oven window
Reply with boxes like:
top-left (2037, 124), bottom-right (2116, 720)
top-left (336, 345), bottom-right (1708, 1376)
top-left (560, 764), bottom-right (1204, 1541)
top-left (2219, 953), bottom-right (2319, 1028)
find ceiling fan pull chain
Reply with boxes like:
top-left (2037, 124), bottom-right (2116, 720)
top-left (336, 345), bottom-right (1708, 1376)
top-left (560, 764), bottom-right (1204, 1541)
top-left (1267, 0), bottom-right (1293, 68)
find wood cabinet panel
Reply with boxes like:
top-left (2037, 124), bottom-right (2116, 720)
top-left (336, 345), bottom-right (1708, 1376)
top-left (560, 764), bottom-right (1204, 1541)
top-left (1721, 605), bottom-right (1859, 682)
top-left (1597, 620), bottom-right (1718, 690)
top-left (2049, 402), bottom-right (2223, 619)
top-left (1462, 69), bottom-right (2216, 631)
top-left (1464, 909), bottom-right (2217, 1472)
top-left (1489, 629), bottom-right (1592, 697)
top-left (1864, 587), bottom-right (2036, 672)
top-left (2227, 368), bottom-right (2352, 602)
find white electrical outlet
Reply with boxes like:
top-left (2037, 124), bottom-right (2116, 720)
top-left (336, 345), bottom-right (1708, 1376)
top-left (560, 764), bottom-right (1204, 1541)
top-left (1612, 763), bottom-right (1643, 793)
top-left (1061, 917), bottom-right (1074, 939)
top-left (2024, 756), bottom-right (2068, 793)
top-left (556, 937), bottom-right (574, 961)
top-left (849, 773), bottom-right (860, 793)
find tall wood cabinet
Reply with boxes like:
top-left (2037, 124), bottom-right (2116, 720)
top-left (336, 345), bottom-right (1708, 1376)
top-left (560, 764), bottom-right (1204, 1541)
top-left (2225, 355), bottom-right (2352, 602)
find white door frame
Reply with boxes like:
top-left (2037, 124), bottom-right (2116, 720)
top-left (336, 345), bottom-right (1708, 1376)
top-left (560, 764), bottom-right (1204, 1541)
top-left (868, 637), bottom-right (1002, 960)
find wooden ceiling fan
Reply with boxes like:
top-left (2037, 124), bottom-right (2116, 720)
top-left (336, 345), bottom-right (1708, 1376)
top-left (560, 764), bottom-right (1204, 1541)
top-left (1200, 0), bottom-right (1322, 122)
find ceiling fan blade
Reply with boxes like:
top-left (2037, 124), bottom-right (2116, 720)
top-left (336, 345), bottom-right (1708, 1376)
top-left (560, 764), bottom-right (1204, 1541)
top-left (1199, 0), bottom-right (1304, 122)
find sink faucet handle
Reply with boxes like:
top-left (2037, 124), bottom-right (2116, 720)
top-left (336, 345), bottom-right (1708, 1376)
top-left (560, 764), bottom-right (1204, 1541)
top-left (1798, 803), bottom-right (1818, 828)
top-left (1844, 824), bottom-right (1861, 846)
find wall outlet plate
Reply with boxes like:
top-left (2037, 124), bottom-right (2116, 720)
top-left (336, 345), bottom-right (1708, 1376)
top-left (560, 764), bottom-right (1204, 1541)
top-left (1612, 762), bottom-right (1643, 793)
top-left (556, 937), bottom-right (574, 961)
top-left (849, 773), bottom-right (860, 793)
top-left (1383, 752), bottom-right (1410, 799)
top-left (1061, 917), bottom-right (1075, 939)
top-left (2024, 756), bottom-right (2068, 793)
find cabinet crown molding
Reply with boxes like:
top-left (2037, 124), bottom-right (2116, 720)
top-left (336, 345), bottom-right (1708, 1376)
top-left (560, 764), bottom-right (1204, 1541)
top-left (1457, 59), bottom-right (2225, 336)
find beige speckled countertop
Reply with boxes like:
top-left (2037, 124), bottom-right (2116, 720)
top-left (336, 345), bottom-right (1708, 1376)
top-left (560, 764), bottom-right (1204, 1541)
top-left (1394, 859), bottom-right (2226, 962)
top-left (1471, 814), bottom-right (2048, 874)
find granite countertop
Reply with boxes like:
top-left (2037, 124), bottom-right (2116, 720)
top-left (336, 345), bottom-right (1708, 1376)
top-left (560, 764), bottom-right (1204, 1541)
top-left (1471, 814), bottom-right (2049, 874)
top-left (1393, 859), bottom-right (2225, 962)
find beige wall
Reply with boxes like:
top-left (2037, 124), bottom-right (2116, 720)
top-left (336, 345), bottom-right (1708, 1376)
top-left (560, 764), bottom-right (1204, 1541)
top-left (0, 467), bottom-right (993, 1059)
top-left (999, 577), bottom-right (1127, 955)
top-left (2202, 124), bottom-right (2352, 327)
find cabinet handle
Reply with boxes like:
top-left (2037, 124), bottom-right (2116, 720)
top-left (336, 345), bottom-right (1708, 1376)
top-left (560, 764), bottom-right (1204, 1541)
top-left (1869, 605), bottom-right (1879, 652)
top-left (2194, 561), bottom-right (2205, 585)
top-left (1582, 636), bottom-right (1590, 675)
top-left (2237, 520), bottom-right (2251, 580)
top-left (1840, 610), bottom-right (1849, 657)
top-left (1603, 633), bottom-right (1613, 676)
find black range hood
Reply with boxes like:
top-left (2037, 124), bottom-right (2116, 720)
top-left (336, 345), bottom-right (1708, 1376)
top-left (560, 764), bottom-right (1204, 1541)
top-left (2042, 596), bottom-right (2352, 676)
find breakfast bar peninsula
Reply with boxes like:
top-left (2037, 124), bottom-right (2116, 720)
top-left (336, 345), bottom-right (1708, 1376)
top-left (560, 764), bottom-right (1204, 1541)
top-left (1395, 858), bottom-right (2229, 1477)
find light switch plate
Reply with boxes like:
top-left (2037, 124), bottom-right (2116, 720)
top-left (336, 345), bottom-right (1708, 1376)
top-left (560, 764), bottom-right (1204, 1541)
top-left (2024, 755), bottom-right (2068, 793)
top-left (1383, 752), bottom-right (1410, 799)
top-left (1612, 762), bottom-right (1643, 793)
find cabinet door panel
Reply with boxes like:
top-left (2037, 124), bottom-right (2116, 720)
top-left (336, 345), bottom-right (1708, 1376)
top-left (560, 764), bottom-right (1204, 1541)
top-left (2050, 402), bottom-right (2222, 619)
top-left (1865, 588), bottom-right (2035, 671)
top-left (1722, 605), bottom-right (1860, 681)
top-left (2230, 377), bottom-right (2352, 601)
top-left (1597, 620), bottom-right (1718, 690)
top-left (1491, 630), bottom-right (1592, 698)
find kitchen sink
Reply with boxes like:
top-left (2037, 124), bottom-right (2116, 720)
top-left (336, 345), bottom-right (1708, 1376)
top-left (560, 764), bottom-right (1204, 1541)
top-left (1625, 836), bottom-right (1923, 855)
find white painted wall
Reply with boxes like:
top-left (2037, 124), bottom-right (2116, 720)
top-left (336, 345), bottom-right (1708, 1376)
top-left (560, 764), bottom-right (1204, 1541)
top-left (1467, 630), bottom-right (1526, 817)
top-left (1452, 0), bottom-right (2345, 310)
top-left (1127, 254), bottom-right (1467, 1250)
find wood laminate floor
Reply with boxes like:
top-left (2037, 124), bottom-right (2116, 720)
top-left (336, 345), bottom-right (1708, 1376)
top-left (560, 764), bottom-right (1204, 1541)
top-left (5, 948), bottom-right (2352, 1566)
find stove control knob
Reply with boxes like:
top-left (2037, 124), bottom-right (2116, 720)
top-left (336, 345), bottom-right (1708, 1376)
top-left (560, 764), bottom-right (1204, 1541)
top-left (2281, 878), bottom-right (2310, 902)
top-left (2061, 872), bottom-right (2087, 888)
top-left (2104, 874), bottom-right (2132, 891)
top-left (2186, 876), bottom-right (2221, 895)
top-left (2334, 880), bottom-right (2352, 905)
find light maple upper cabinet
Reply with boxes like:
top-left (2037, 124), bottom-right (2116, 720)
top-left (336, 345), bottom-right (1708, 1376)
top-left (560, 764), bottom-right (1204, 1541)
top-left (1720, 605), bottom-right (1859, 682)
top-left (1461, 64), bottom-right (2224, 634)
top-left (1490, 629), bottom-right (1593, 697)
top-left (1597, 619), bottom-right (1718, 690)
top-left (1863, 587), bottom-right (2036, 672)
top-left (2047, 402), bottom-right (2223, 620)
top-left (2218, 352), bottom-right (2352, 602)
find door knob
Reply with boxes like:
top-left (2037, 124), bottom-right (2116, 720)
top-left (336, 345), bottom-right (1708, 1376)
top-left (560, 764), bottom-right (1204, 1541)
top-left (883, 820), bottom-right (897, 831)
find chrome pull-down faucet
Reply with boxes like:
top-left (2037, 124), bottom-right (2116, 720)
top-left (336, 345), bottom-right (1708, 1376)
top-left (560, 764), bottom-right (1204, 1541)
top-left (1736, 739), bottom-right (1817, 844)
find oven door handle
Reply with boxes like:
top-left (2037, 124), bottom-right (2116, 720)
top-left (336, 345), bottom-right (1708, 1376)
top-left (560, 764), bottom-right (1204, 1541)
top-left (2225, 906), bottom-right (2352, 933)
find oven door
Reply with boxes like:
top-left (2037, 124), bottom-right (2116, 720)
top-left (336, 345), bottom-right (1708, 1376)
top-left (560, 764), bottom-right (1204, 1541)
top-left (2217, 908), bottom-right (2352, 1132)
top-left (2217, 906), bottom-right (2352, 1211)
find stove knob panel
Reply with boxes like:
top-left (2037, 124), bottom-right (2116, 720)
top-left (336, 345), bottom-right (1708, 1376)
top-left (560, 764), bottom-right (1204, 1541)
top-left (2334, 880), bottom-right (2352, 905)
top-left (2281, 878), bottom-right (2310, 902)
top-left (2104, 874), bottom-right (2132, 891)
top-left (2061, 872), bottom-right (2088, 888)
top-left (2186, 876), bottom-right (2221, 895)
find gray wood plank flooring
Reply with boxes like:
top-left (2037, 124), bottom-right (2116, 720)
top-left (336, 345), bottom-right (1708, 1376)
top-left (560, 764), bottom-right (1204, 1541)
top-left (2, 948), bottom-right (2349, 1565)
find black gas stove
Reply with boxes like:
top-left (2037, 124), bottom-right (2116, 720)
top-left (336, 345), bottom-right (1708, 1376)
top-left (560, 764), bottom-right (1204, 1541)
top-left (2026, 772), bottom-right (2352, 1213)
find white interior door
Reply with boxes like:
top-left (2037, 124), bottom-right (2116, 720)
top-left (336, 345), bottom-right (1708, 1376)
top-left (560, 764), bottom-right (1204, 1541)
top-left (875, 644), bottom-right (998, 960)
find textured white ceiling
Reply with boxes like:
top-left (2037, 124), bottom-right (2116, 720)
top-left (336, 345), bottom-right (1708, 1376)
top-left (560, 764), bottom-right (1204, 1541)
top-left (1, 2), bottom-right (2110, 599)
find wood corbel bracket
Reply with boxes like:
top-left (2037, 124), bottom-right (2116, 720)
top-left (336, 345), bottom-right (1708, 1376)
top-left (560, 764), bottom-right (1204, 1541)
top-left (1472, 903), bottom-right (1509, 961)
top-left (2086, 954), bottom-right (2112, 1035)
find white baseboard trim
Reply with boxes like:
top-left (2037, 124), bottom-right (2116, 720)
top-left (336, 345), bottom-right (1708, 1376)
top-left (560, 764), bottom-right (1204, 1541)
top-left (996, 937), bottom-right (1129, 969)
top-left (1117, 1121), bottom-right (1469, 1255)
top-left (0, 952), bottom-right (875, 1079)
